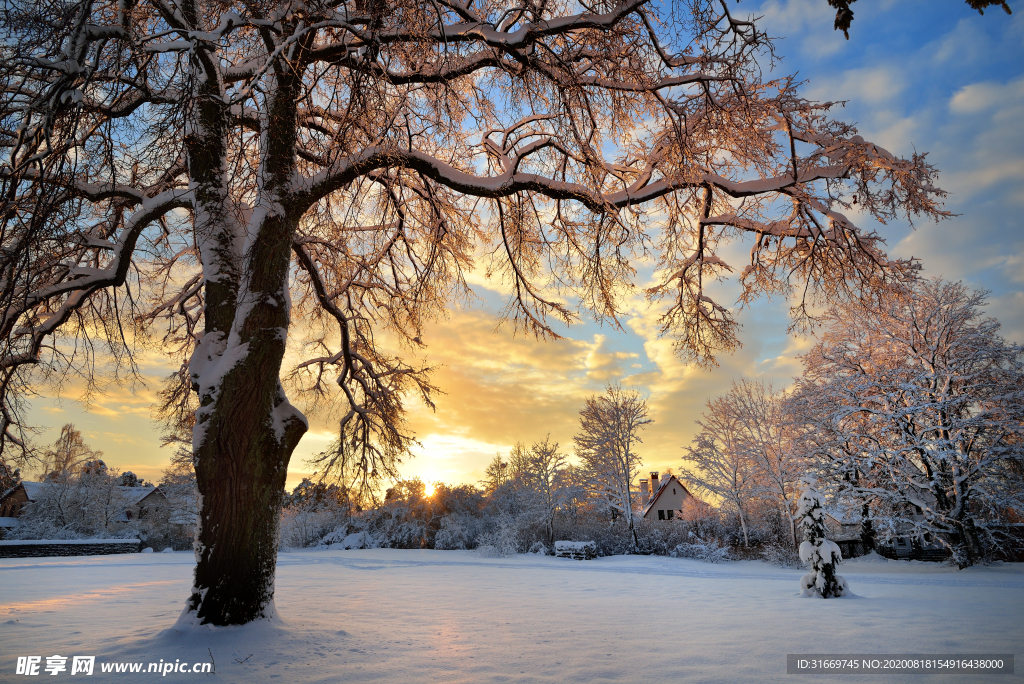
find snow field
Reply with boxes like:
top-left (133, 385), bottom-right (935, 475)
top-left (1, 550), bottom-right (1022, 683)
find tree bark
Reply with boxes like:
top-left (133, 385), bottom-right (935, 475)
top-left (186, 208), bottom-right (308, 623)
top-left (736, 503), bottom-right (750, 547)
top-left (188, 368), bottom-right (306, 624)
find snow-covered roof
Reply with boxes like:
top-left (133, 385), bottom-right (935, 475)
top-left (0, 516), bottom-right (17, 528)
top-left (19, 481), bottom-right (47, 501)
top-left (122, 485), bottom-right (161, 505)
top-left (2, 481), bottom-right (162, 505)
top-left (822, 505), bottom-right (861, 526)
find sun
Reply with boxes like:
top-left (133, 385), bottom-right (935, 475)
top-left (424, 482), bottom-right (436, 497)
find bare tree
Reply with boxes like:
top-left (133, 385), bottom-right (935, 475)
top-left (38, 424), bottom-right (102, 479)
top-left (575, 385), bottom-right (650, 549)
top-left (788, 279), bottom-right (1024, 566)
top-left (728, 380), bottom-right (805, 548)
top-left (682, 394), bottom-right (756, 546)
top-left (0, 0), bottom-right (947, 623)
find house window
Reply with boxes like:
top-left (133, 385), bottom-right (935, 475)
top-left (673, 488), bottom-right (676, 495)
top-left (658, 510), bottom-right (665, 520)
top-left (924, 533), bottom-right (932, 543)
top-left (897, 537), bottom-right (907, 546)
top-left (913, 505), bottom-right (922, 515)
top-left (666, 510), bottom-right (674, 520)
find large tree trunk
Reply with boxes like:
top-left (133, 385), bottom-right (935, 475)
top-left (182, 45), bottom-right (308, 624)
top-left (188, 372), bottom-right (306, 624)
top-left (185, 203), bottom-right (308, 624)
top-left (185, 210), bottom-right (309, 622)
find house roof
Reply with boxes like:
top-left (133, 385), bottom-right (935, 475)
top-left (641, 474), bottom-right (694, 517)
top-left (122, 485), bottom-right (162, 505)
top-left (1, 481), bottom-right (162, 505)
top-left (0, 481), bottom-right (45, 502)
top-left (822, 507), bottom-right (861, 526)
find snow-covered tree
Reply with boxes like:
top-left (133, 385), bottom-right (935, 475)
top-left (481, 455), bottom-right (511, 495)
top-left (796, 477), bottom-right (848, 598)
top-left (575, 385), bottom-right (650, 548)
top-left (789, 279), bottom-right (1024, 567)
top-left (522, 435), bottom-right (569, 545)
top-left (732, 382), bottom-right (806, 548)
top-left (0, 0), bottom-right (948, 623)
top-left (682, 392), bottom-right (756, 546)
top-left (0, 460), bottom-right (19, 493)
top-left (159, 446), bottom-right (199, 527)
top-left (12, 466), bottom-right (134, 539)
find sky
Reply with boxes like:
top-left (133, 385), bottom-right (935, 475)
top-left (23, 0), bottom-right (1024, 493)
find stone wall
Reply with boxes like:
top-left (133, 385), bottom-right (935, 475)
top-left (0, 539), bottom-right (142, 558)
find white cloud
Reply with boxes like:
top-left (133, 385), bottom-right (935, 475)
top-left (950, 77), bottom-right (1024, 114)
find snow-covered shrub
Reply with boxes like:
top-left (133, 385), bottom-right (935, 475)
top-left (278, 478), bottom-right (353, 548)
top-left (474, 516), bottom-right (521, 557)
top-left (796, 478), bottom-right (849, 598)
top-left (670, 533), bottom-right (731, 563)
top-left (528, 541), bottom-right (549, 555)
top-left (434, 514), bottom-right (474, 550)
top-left (632, 520), bottom-right (668, 555)
top-left (759, 541), bottom-right (802, 567)
top-left (320, 529), bottom-right (376, 549)
top-left (280, 507), bottom-right (349, 548)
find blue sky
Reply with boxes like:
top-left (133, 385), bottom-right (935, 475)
top-left (24, 0), bottom-right (1024, 490)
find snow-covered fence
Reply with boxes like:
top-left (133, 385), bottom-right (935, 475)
top-left (554, 540), bottom-right (597, 560)
top-left (0, 539), bottom-right (142, 558)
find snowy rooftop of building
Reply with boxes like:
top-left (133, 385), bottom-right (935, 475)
top-left (1, 481), bottom-right (161, 505)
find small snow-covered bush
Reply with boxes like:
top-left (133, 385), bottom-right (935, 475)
top-left (434, 514), bottom-right (473, 550)
top-left (474, 516), bottom-right (520, 557)
top-left (279, 507), bottom-right (348, 548)
top-left (759, 542), bottom-right (802, 568)
top-left (321, 530), bottom-right (376, 549)
top-left (670, 534), bottom-right (731, 563)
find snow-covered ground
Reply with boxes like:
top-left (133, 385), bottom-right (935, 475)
top-left (1, 549), bottom-right (1021, 683)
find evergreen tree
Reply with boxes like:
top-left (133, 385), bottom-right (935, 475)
top-left (796, 478), bottom-right (849, 599)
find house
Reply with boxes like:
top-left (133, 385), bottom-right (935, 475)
top-left (116, 485), bottom-right (167, 521)
top-left (821, 508), bottom-right (869, 559)
top-left (0, 481), bottom-right (166, 523)
top-left (0, 481), bottom-right (46, 518)
top-left (880, 499), bottom-right (949, 560)
top-left (639, 472), bottom-right (696, 521)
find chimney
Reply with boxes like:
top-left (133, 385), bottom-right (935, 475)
top-left (640, 479), bottom-right (649, 506)
top-left (650, 472), bottom-right (660, 494)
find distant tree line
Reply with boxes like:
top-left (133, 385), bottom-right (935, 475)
top-left (278, 385), bottom-right (727, 561)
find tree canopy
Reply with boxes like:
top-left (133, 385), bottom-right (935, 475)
top-left (0, 0), bottom-right (948, 623)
